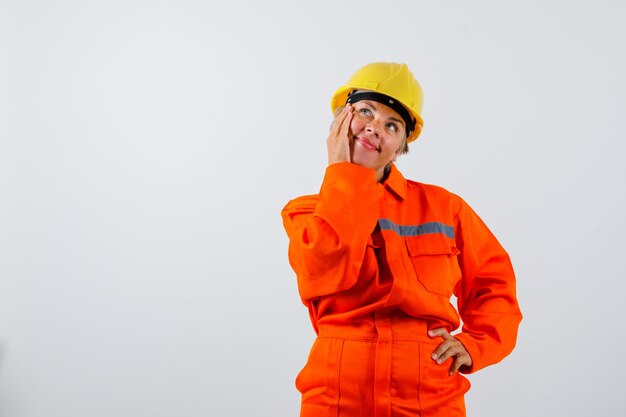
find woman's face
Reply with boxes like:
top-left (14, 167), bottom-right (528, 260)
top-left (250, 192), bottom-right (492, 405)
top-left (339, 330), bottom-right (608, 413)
top-left (349, 100), bottom-right (407, 181)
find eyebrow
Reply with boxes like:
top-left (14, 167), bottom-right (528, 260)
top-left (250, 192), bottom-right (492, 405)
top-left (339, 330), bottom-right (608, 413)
top-left (362, 101), bottom-right (406, 127)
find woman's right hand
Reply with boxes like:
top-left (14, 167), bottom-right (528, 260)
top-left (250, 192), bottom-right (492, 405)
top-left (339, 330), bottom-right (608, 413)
top-left (327, 104), bottom-right (354, 165)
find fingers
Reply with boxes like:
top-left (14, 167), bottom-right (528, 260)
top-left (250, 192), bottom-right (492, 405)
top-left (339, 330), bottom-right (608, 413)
top-left (428, 328), bottom-right (473, 376)
top-left (333, 105), bottom-right (347, 122)
top-left (327, 105), bottom-right (353, 165)
top-left (330, 105), bottom-right (351, 134)
top-left (339, 106), bottom-right (353, 140)
top-left (428, 327), bottom-right (453, 340)
top-left (449, 355), bottom-right (471, 375)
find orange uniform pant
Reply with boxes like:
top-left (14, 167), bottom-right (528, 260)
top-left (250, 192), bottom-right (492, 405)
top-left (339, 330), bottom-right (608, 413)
top-left (296, 312), bottom-right (471, 417)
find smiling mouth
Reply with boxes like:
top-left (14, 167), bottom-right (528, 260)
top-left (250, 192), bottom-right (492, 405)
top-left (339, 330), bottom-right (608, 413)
top-left (355, 137), bottom-right (380, 152)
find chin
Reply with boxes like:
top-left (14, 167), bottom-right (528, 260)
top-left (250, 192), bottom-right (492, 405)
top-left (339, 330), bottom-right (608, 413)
top-left (351, 153), bottom-right (377, 170)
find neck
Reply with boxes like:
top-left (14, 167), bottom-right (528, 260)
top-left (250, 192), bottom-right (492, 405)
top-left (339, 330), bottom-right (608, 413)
top-left (378, 164), bottom-right (392, 183)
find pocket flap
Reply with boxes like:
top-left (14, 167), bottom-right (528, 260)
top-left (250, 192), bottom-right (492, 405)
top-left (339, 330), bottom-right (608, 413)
top-left (405, 234), bottom-right (459, 256)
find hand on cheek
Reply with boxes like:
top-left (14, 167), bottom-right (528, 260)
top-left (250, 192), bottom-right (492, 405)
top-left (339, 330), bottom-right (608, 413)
top-left (327, 105), bottom-right (354, 165)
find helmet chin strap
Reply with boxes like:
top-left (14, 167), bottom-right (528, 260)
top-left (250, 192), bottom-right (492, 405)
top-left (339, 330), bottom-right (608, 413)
top-left (346, 90), bottom-right (416, 138)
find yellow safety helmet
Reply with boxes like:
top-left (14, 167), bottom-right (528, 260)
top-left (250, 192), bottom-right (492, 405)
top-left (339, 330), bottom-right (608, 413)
top-left (331, 62), bottom-right (424, 143)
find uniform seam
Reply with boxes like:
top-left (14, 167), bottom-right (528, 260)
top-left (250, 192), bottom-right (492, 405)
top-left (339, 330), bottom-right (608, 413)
top-left (336, 339), bottom-right (345, 417)
top-left (417, 342), bottom-right (423, 416)
top-left (318, 333), bottom-right (438, 344)
top-left (319, 334), bottom-right (378, 343)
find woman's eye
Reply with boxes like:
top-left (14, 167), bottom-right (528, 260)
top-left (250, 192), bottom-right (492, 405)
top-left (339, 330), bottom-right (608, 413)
top-left (386, 123), bottom-right (398, 132)
top-left (358, 108), bottom-right (372, 116)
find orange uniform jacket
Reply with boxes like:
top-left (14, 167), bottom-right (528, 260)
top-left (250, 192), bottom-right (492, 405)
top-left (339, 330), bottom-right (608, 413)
top-left (282, 162), bottom-right (522, 414)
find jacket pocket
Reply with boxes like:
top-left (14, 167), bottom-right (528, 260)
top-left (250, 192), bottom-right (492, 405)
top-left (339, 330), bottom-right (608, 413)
top-left (405, 234), bottom-right (461, 297)
top-left (295, 338), bottom-right (344, 409)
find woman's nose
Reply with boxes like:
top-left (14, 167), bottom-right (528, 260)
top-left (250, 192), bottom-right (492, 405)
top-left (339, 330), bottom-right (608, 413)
top-left (365, 120), bottom-right (379, 135)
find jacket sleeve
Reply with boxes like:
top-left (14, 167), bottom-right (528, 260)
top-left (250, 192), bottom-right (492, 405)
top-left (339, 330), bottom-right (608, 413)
top-left (281, 162), bottom-right (382, 301)
top-left (452, 199), bottom-right (522, 374)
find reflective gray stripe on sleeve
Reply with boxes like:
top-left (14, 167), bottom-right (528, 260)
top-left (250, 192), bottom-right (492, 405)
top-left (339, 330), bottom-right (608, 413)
top-left (378, 218), bottom-right (455, 239)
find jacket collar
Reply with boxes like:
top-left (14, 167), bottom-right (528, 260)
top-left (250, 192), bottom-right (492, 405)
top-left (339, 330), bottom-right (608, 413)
top-left (382, 164), bottom-right (407, 200)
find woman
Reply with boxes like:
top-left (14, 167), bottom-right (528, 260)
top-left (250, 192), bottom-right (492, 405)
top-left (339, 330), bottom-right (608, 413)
top-left (281, 62), bottom-right (522, 417)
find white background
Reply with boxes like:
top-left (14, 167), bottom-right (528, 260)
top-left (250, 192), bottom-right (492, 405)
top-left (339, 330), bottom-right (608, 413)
top-left (1, 1), bottom-right (625, 416)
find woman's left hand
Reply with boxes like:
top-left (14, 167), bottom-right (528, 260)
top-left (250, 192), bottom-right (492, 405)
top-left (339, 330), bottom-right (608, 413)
top-left (428, 327), bottom-right (473, 375)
